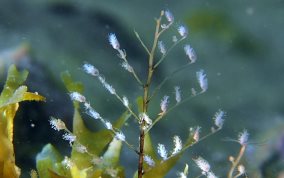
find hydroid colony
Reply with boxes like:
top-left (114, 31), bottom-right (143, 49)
top-left (45, 9), bottom-right (248, 178)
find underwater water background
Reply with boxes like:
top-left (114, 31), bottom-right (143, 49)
top-left (0, 0), bottom-right (284, 177)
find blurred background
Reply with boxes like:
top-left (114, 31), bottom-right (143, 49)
top-left (0, 0), bottom-right (284, 177)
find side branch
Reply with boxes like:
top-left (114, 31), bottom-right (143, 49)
top-left (228, 145), bottom-right (246, 178)
top-left (149, 62), bottom-right (192, 100)
top-left (134, 30), bottom-right (151, 55)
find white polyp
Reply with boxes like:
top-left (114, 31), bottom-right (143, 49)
top-left (196, 70), bottom-right (208, 92)
top-left (193, 126), bottom-right (201, 142)
top-left (178, 25), bottom-right (188, 38)
top-left (184, 44), bottom-right (197, 63)
top-left (86, 108), bottom-right (101, 119)
top-left (104, 121), bottom-right (113, 130)
top-left (75, 144), bottom-right (88, 153)
top-left (83, 63), bottom-right (99, 76)
top-left (62, 156), bottom-right (74, 169)
top-left (238, 165), bottom-right (246, 175)
top-left (69, 92), bottom-right (86, 103)
top-left (213, 110), bottom-right (225, 128)
top-left (160, 95), bottom-right (169, 113)
top-left (121, 62), bottom-right (133, 73)
top-left (62, 133), bottom-right (76, 146)
top-left (115, 131), bottom-right (126, 141)
top-left (172, 135), bottom-right (182, 155)
top-left (122, 96), bottom-right (129, 107)
top-left (194, 156), bottom-right (211, 173)
top-left (157, 143), bottom-right (168, 160)
top-left (165, 10), bottom-right (174, 23)
top-left (144, 155), bottom-right (155, 167)
top-left (49, 118), bottom-right (66, 131)
top-left (108, 33), bottom-right (120, 50)
top-left (158, 41), bottom-right (166, 55)
top-left (238, 130), bottom-right (249, 146)
top-left (175, 86), bottom-right (181, 103)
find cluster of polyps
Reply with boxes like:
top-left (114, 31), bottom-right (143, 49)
top-left (47, 9), bottom-right (251, 178)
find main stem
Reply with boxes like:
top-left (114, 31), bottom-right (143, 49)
top-left (228, 145), bottom-right (246, 178)
top-left (137, 11), bottom-right (163, 178)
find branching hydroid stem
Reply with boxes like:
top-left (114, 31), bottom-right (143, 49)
top-left (49, 7), bottom-right (227, 177)
top-left (68, 93), bottom-right (138, 153)
top-left (183, 127), bottom-right (222, 152)
top-left (94, 73), bottom-right (140, 121)
top-left (149, 62), bottom-right (192, 100)
top-left (154, 37), bottom-right (185, 68)
top-left (143, 11), bottom-right (165, 106)
top-left (118, 49), bottom-right (143, 86)
top-left (156, 19), bottom-right (173, 38)
top-left (134, 30), bottom-right (151, 55)
top-left (146, 92), bottom-right (202, 133)
top-left (112, 92), bottom-right (140, 121)
top-left (228, 145), bottom-right (246, 178)
top-left (130, 69), bottom-right (143, 86)
top-left (64, 127), bottom-right (99, 158)
top-left (146, 128), bottom-right (221, 165)
top-left (60, 122), bottom-right (137, 160)
top-left (138, 10), bottom-right (165, 178)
